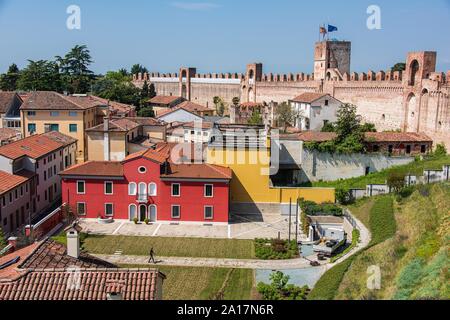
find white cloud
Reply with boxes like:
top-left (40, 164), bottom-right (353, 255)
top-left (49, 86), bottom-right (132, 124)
top-left (171, 2), bottom-right (221, 11)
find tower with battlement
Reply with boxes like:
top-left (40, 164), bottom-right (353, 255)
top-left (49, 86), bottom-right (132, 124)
top-left (314, 40), bottom-right (351, 81)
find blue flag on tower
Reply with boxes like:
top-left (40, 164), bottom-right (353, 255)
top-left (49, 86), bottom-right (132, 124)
top-left (328, 25), bottom-right (338, 32)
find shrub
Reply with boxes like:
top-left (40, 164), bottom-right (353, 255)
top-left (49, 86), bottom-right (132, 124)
top-left (433, 143), bottom-right (447, 157)
top-left (0, 227), bottom-right (7, 249)
top-left (133, 217), bottom-right (139, 224)
top-left (255, 239), bottom-right (299, 260)
top-left (257, 271), bottom-right (309, 300)
top-left (144, 218), bottom-right (150, 225)
top-left (387, 171), bottom-right (406, 193)
top-left (300, 201), bottom-right (343, 217)
top-left (335, 188), bottom-right (354, 205)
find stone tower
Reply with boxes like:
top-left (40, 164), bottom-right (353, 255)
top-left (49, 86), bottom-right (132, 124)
top-left (402, 51), bottom-right (437, 132)
top-left (314, 40), bottom-right (351, 80)
top-left (179, 67), bottom-right (197, 100)
top-left (243, 63), bottom-right (263, 103)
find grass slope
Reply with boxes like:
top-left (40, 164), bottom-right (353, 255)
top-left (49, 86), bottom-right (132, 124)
top-left (335, 183), bottom-right (450, 300)
top-left (81, 234), bottom-right (256, 259)
top-left (119, 265), bottom-right (254, 300)
top-left (309, 155), bottom-right (450, 189)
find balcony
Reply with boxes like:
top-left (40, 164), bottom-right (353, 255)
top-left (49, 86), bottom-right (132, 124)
top-left (136, 194), bottom-right (148, 203)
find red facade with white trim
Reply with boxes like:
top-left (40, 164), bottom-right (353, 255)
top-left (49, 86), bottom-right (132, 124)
top-left (61, 154), bottom-right (231, 224)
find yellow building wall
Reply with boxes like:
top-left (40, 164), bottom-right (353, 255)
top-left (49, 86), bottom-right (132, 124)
top-left (207, 147), bottom-right (335, 204)
top-left (22, 108), bottom-right (97, 163)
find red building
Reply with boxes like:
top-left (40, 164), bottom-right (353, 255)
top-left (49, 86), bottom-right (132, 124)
top-left (60, 144), bottom-right (232, 224)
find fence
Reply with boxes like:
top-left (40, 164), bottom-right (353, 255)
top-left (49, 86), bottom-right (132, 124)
top-left (349, 165), bottom-right (450, 200)
top-left (25, 206), bottom-right (64, 240)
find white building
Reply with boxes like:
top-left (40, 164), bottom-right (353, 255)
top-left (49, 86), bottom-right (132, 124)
top-left (0, 132), bottom-right (77, 234)
top-left (289, 93), bottom-right (342, 131)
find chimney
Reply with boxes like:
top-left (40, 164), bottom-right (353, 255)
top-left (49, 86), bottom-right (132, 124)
top-left (104, 116), bottom-right (110, 131)
top-left (65, 223), bottom-right (81, 259)
top-left (7, 237), bottom-right (18, 252)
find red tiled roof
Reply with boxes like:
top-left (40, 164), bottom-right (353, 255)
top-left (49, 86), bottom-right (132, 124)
top-left (183, 121), bottom-right (213, 130)
top-left (18, 239), bottom-right (116, 270)
top-left (162, 163), bottom-right (232, 180)
top-left (280, 131), bottom-right (337, 142)
top-left (126, 117), bottom-right (164, 126)
top-left (0, 132), bottom-right (76, 160)
top-left (0, 242), bottom-right (40, 280)
top-left (149, 95), bottom-right (183, 105)
top-left (60, 161), bottom-right (124, 177)
top-left (240, 102), bottom-right (263, 108)
top-left (290, 92), bottom-right (330, 103)
top-left (86, 118), bottom-right (140, 132)
top-left (364, 132), bottom-right (433, 143)
top-left (0, 92), bottom-right (21, 113)
top-left (0, 128), bottom-right (21, 141)
top-left (0, 268), bottom-right (164, 300)
top-left (0, 170), bottom-right (35, 195)
top-left (156, 106), bottom-right (203, 118)
top-left (177, 101), bottom-right (214, 113)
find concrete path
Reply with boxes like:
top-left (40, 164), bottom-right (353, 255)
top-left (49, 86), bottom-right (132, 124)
top-left (93, 253), bottom-right (316, 270)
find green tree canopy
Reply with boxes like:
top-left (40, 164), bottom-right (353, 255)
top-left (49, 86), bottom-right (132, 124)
top-left (392, 63), bottom-right (406, 72)
top-left (257, 271), bottom-right (309, 300)
top-left (17, 60), bottom-right (62, 92)
top-left (248, 109), bottom-right (263, 125)
top-left (92, 71), bottom-right (141, 106)
top-left (131, 64), bottom-right (148, 75)
top-left (0, 63), bottom-right (21, 91)
top-left (137, 106), bottom-right (155, 118)
top-left (56, 45), bottom-right (94, 94)
top-left (276, 102), bottom-right (295, 133)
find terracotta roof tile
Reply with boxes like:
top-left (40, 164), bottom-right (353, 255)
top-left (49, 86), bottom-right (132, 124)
top-left (0, 92), bottom-right (21, 113)
top-left (0, 132), bottom-right (75, 160)
top-left (240, 102), bottom-right (263, 108)
top-left (0, 128), bottom-right (21, 142)
top-left (149, 95), bottom-right (183, 105)
top-left (280, 131), bottom-right (337, 142)
top-left (0, 170), bottom-right (35, 195)
top-left (364, 132), bottom-right (433, 143)
top-left (291, 92), bottom-right (330, 103)
top-left (177, 101), bottom-right (214, 113)
top-left (0, 268), bottom-right (164, 300)
top-left (0, 242), bottom-right (40, 280)
top-left (60, 161), bottom-right (124, 177)
top-left (162, 163), bottom-right (232, 180)
top-left (18, 239), bottom-right (116, 270)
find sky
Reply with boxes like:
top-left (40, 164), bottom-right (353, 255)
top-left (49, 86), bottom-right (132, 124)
top-left (0, 0), bottom-right (449, 74)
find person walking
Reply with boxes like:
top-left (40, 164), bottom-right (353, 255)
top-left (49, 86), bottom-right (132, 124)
top-left (149, 247), bottom-right (156, 264)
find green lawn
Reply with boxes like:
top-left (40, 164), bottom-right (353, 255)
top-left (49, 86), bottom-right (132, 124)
top-left (81, 234), bottom-right (256, 259)
top-left (308, 155), bottom-right (450, 189)
top-left (119, 265), bottom-right (255, 300)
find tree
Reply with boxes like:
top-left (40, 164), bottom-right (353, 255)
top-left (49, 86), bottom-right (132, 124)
top-left (213, 96), bottom-right (226, 117)
top-left (137, 106), bottom-right (155, 117)
top-left (131, 64), bottom-right (148, 75)
top-left (276, 102), bottom-right (295, 133)
top-left (0, 64), bottom-right (20, 91)
top-left (257, 271), bottom-right (309, 300)
top-left (248, 109), bottom-right (263, 125)
top-left (387, 171), bottom-right (406, 193)
top-left (392, 63), bottom-right (406, 72)
top-left (92, 71), bottom-right (141, 106)
top-left (0, 227), bottom-right (7, 249)
top-left (433, 143), bottom-right (447, 157)
top-left (232, 97), bottom-right (240, 107)
top-left (148, 83), bottom-right (157, 99)
top-left (17, 60), bottom-right (62, 92)
top-left (56, 45), bottom-right (94, 94)
top-left (361, 122), bottom-right (377, 133)
top-left (335, 104), bottom-right (362, 142)
top-left (321, 121), bottom-right (336, 132)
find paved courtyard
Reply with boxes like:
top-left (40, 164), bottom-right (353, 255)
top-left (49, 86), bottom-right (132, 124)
top-left (79, 213), bottom-right (307, 240)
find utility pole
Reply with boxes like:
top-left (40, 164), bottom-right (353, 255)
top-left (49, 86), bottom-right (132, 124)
top-left (295, 198), bottom-right (299, 243)
top-left (288, 198), bottom-right (292, 243)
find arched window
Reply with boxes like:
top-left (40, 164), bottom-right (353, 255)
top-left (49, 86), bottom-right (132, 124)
top-left (128, 204), bottom-right (137, 221)
top-left (138, 183), bottom-right (147, 199)
top-left (128, 182), bottom-right (137, 195)
top-left (149, 183), bottom-right (157, 196)
top-left (409, 60), bottom-right (419, 86)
